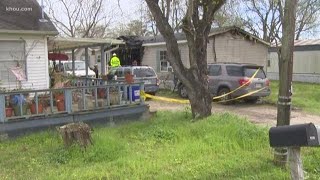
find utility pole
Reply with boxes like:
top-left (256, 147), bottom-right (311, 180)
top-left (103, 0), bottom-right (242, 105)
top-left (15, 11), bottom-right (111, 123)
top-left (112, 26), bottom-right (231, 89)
top-left (274, 0), bottom-right (298, 166)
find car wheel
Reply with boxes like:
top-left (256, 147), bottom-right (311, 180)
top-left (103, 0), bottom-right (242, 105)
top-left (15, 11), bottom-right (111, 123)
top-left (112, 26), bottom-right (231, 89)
top-left (178, 85), bottom-right (188, 98)
top-left (217, 88), bottom-right (232, 105)
top-left (244, 98), bottom-right (259, 104)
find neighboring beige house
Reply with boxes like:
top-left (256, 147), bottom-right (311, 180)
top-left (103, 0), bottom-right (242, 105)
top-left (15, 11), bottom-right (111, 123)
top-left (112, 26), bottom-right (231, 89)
top-left (141, 26), bottom-right (270, 79)
top-left (268, 39), bottom-right (320, 83)
top-left (0, 0), bottom-right (58, 90)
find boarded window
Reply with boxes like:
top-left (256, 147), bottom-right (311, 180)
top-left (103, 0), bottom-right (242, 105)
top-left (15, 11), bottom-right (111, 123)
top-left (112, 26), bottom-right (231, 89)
top-left (0, 41), bottom-right (26, 85)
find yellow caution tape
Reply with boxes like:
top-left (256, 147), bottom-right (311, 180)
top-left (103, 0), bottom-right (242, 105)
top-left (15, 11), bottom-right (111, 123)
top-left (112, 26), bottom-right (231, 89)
top-left (212, 68), bottom-right (260, 100)
top-left (141, 91), bottom-right (190, 104)
top-left (140, 68), bottom-right (264, 104)
top-left (219, 87), bottom-right (267, 102)
top-left (141, 86), bottom-right (267, 104)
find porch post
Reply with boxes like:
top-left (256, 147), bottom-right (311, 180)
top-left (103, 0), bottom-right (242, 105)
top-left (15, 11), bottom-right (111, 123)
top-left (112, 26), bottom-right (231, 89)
top-left (64, 89), bottom-right (72, 114)
top-left (72, 49), bottom-right (75, 76)
top-left (101, 44), bottom-right (106, 76)
top-left (0, 94), bottom-right (6, 122)
top-left (85, 47), bottom-right (89, 78)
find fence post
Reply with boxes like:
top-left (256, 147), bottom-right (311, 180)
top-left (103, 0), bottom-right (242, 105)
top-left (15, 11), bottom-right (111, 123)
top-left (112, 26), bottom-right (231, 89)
top-left (64, 89), bottom-right (72, 113)
top-left (0, 94), bottom-right (6, 122)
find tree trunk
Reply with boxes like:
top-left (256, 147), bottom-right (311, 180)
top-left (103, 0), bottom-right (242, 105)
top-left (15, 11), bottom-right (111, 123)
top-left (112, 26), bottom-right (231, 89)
top-left (58, 122), bottom-right (93, 149)
top-left (145, 0), bottom-right (224, 119)
top-left (188, 85), bottom-right (212, 118)
top-left (274, 0), bottom-right (298, 166)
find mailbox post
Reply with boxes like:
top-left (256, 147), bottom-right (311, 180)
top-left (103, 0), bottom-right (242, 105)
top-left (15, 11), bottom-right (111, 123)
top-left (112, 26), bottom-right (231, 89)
top-left (269, 123), bottom-right (320, 180)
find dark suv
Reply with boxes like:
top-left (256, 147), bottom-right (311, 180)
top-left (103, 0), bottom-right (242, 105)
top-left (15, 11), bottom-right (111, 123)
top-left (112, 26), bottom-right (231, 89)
top-left (178, 63), bottom-right (271, 103)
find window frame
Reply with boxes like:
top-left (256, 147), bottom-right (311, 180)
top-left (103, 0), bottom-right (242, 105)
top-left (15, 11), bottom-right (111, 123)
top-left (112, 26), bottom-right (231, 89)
top-left (0, 40), bottom-right (27, 82)
top-left (159, 50), bottom-right (172, 72)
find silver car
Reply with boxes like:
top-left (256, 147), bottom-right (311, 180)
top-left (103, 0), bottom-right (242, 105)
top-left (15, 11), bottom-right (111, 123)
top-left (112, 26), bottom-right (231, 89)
top-left (178, 63), bottom-right (271, 103)
top-left (108, 66), bottom-right (160, 95)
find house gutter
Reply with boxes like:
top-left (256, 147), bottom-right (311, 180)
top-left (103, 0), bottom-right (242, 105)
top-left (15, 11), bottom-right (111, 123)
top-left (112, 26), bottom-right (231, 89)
top-left (142, 40), bottom-right (187, 47)
top-left (0, 29), bottom-right (59, 36)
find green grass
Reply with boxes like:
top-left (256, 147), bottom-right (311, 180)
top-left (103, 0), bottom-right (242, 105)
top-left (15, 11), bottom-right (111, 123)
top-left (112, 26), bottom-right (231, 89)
top-left (1, 111), bottom-right (320, 179)
top-left (265, 81), bottom-right (320, 114)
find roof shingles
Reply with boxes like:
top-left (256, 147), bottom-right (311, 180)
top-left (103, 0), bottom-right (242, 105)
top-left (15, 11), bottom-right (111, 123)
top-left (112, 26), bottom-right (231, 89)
top-left (0, 0), bottom-right (58, 34)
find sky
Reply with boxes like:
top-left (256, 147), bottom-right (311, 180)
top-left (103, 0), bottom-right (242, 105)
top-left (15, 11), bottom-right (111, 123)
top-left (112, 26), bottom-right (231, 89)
top-left (114, 0), bottom-right (141, 23)
top-left (39, 0), bottom-right (320, 39)
top-left (37, 0), bottom-right (144, 23)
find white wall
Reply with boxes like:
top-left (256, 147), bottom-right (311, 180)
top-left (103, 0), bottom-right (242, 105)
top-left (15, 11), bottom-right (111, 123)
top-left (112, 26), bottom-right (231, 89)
top-left (0, 34), bottom-right (49, 90)
top-left (267, 50), bottom-right (320, 83)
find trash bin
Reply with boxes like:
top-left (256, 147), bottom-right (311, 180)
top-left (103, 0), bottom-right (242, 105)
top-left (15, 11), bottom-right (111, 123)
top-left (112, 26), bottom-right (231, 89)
top-left (127, 86), bottom-right (140, 101)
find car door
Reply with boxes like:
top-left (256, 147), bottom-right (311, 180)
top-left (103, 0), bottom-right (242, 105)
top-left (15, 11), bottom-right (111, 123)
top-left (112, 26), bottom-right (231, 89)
top-left (208, 65), bottom-right (222, 95)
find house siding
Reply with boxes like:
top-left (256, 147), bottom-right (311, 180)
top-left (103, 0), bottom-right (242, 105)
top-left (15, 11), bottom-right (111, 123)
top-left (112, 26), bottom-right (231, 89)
top-left (142, 44), bottom-right (190, 79)
top-left (141, 32), bottom-right (268, 81)
top-left (0, 34), bottom-right (49, 90)
top-left (267, 50), bottom-right (320, 83)
top-left (207, 32), bottom-right (268, 67)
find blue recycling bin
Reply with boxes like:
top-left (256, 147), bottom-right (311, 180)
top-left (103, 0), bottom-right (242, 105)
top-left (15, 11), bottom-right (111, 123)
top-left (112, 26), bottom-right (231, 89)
top-left (127, 86), bottom-right (140, 101)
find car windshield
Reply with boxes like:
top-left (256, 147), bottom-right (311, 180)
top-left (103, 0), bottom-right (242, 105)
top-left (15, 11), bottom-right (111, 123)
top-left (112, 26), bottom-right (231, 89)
top-left (244, 67), bottom-right (266, 79)
top-left (133, 67), bottom-right (156, 78)
top-left (64, 62), bottom-right (86, 71)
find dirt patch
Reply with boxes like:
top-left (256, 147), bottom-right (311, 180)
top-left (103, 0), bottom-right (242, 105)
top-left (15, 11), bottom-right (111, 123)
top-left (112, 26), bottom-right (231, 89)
top-left (147, 100), bottom-right (320, 126)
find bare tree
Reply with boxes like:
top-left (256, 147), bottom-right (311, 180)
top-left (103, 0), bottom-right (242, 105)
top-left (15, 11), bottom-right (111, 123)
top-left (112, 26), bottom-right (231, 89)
top-left (241, 0), bottom-right (281, 42)
top-left (145, 0), bottom-right (225, 118)
top-left (213, 0), bottom-right (245, 28)
top-left (106, 20), bottom-right (151, 37)
top-left (274, 0), bottom-right (298, 167)
top-left (295, 0), bottom-right (320, 40)
top-left (140, 0), bottom-right (186, 36)
top-left (46, 0), bottom-right (113, 38)
top-left (239, 0), bottom-right (320, 42)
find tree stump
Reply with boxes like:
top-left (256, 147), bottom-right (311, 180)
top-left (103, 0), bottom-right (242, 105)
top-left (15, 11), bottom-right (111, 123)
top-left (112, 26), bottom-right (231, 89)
top-left (57, 122), bottom-right (93, 148)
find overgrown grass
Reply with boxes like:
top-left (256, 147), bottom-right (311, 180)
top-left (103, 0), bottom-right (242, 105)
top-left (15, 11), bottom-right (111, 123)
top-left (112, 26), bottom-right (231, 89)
top-left (265, 80), bottom-right (320, 114)
top-left (1, 112), bottom-right (320, 179)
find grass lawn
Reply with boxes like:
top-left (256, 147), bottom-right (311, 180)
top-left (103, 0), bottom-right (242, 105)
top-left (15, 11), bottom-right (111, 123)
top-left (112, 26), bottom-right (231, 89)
top-left (1, 111), bottom-right (320, 179)
top-left (158, 80), bottom-right (320, 115)
top-left (265, 81), bottom-right (320, 114)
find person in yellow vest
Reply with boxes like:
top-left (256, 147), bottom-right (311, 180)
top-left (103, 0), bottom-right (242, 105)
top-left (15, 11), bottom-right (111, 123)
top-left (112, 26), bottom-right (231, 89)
top-left (110, 53), bottom-right (121, 67)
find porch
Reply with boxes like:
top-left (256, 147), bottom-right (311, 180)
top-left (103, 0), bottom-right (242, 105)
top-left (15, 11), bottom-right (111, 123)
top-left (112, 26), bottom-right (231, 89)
top-left (0, 82), bottom-right (148, 137)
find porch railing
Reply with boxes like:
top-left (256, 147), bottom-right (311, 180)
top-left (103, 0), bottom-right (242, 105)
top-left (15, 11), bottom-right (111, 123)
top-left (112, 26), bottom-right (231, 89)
top-left (0, 82), bottom-right (144, 122)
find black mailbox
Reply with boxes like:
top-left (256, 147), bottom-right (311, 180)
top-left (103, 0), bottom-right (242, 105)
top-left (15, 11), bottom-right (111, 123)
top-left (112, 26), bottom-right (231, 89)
top-left (269, 123), bottom-right (320, 147)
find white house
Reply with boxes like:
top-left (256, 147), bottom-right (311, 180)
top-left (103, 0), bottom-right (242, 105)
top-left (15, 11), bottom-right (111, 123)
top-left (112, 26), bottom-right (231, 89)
top-left (267, 39), bottom-right (320, 83)
top-left (140, 26), bottom-right (270, 79)
top-left (0, 0), bottom-right (58, 90)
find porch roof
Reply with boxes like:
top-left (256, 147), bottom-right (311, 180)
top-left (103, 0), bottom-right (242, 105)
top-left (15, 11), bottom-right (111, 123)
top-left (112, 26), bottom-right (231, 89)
top-left (48, 37), bottom-right (125, 51)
